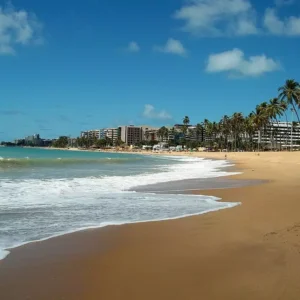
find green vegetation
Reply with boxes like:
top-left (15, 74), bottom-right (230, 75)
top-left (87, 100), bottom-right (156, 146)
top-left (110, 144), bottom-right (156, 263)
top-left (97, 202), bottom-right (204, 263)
top-left (278, 79), bottom-right (300, 122)
top-left (75, 136), bottom-right (124, 149)
top-left (155, 79), bottom-right (300, 151)
top-left (53, 136), bottom-right (69, 148)
top-left (157, 126), bottom-right (169, 141)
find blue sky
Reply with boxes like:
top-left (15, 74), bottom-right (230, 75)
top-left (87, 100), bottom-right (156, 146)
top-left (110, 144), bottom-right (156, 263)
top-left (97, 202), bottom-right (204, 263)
top-left (1, 0), bottom-right (300, 140)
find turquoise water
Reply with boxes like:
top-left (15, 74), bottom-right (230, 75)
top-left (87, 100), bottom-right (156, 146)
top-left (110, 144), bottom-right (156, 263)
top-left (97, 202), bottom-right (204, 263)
top-left (0, 147), bottom-right (239, 260)
top-left (0, 147), bottom-right (162, 179)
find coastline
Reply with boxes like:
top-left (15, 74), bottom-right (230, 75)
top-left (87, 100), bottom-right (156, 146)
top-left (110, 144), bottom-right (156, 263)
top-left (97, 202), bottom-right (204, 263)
top-left (0, 154), bottom-right (241, 260)
top-left (1, 152), bottom-right (300, 299)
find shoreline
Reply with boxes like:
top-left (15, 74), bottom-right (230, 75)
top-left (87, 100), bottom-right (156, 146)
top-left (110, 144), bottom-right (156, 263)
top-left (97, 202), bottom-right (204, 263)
top-left (20, 145), bottom-right (238, 158)
top-left (1, 194), bottom-right (240, 262)
top-left (1, 152), bottom-right (300, 299)
top-left (0, 156), bottom-right (242, 261)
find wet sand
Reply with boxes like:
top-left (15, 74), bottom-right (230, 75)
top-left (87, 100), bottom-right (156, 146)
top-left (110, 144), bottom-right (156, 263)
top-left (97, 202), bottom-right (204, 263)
top-left (130, 176), bottom-right (264, 193)
top-left (1, 152), bottom-right (300, 300)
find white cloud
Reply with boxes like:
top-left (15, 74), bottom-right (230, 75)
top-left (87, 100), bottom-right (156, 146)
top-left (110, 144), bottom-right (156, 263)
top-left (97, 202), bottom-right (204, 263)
top-left (0, 4), bottom-right (43, 55)
top-left (126, 41), bottom-right (140, 53)
top-left (154, 38), bottom-right (187, 56)
top-left (143, 104), bottom-right (172, 120)
top-left (264, 8), bottom-right (300, 36)
top-left (206, 48), bottom-right (280, 77)
top-left (173, 0), bottom-right (300, 37)
top-left (263, 8), bottom-right (285, 35)
top-left (173, 0), bottom-right (259, 36)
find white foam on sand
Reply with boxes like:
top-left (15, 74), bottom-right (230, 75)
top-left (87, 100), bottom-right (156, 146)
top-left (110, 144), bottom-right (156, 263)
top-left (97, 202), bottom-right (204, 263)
top-left (0, 196), bottom-right (240, 261)
top-left (0, 156), bottom-right (240, 260)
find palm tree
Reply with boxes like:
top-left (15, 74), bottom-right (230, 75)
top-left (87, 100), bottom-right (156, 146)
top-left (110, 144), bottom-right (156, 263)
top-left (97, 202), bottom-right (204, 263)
top-left (278, 79), bottom-right (300, 122)
top-left (258, 102), bottom-right (272, 148)
top-left (105, 136), bottom-right (112, 147)
top-left (115, 138), bottom-right (124, 147)
top-left (170, 127), bottom-right (176, 137)
top-left (203, 120), bottom-right (220, 150)
top-left (164, 127), bottom-right (169, 141)
top-left (212, 122), bottom-right (222, 150)
top-left (157, 127), bottom-right (163, 142)
top-left (251, 105), bottom-right (269, 151)
top-left (157, 126), bottom-right (168, 142)
top-left (244, 114), bottom-right (256, 151)
top-left (211, 121), bottom-right (219, 148)
top-left (219, 115), bottom-right (231, 150)
top-left (268, 98), bottom-right (285, 149)
top-left (195, 123), bottom-right (203, 143)
top-left (203, 119), bottom-right (212, 148)
top-left (183, 116), bottom-right (190, 126)
top-left (182, 116), bottom-right (190, 137)
top-left (279, 100), bottom-right (289, 149)
top-left (231, 112), bottom-right (244, 151)
top-left (168, 127), bottom-right (177, 144)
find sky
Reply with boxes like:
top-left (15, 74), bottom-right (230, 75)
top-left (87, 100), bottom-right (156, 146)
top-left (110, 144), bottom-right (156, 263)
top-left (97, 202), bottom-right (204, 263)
top-left (1, 0), bottom-right (300, 141)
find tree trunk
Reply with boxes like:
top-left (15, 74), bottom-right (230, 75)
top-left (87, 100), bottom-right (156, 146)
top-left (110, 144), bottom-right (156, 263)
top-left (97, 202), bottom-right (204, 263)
top-left (275, 118), bottom-right (281, 151)
top-left (291, 102), bottom-right (300, 122)
top-left (258, 129), bottom-right (261, 152)
top-left (284, 112), bottom-right (289, 151)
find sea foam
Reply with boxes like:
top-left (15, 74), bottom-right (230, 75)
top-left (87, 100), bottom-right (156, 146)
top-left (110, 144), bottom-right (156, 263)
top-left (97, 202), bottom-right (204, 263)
top-left (0, 156), bottom-right (240, 260)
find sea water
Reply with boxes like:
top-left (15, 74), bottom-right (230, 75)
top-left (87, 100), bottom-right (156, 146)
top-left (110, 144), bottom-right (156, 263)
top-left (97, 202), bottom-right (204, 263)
top-left (0, 147), bottom-right (240, 259)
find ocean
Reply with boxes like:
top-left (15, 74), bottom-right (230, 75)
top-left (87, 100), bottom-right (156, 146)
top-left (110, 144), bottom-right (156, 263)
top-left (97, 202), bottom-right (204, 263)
top-left (0, 147), bottom-right (240, 260)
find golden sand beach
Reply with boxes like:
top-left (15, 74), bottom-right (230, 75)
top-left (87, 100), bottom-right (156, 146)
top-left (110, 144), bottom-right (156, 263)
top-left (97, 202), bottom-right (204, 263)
top-left (1, 151), bottom-right (300, 300)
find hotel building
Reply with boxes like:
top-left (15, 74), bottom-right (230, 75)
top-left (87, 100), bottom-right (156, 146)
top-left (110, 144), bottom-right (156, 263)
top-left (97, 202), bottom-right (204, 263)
top-left (119, 125), bottom-right (143, 145)
top-left (80, 130), bottom-right (101, 139)
top-left (253, 122), bottom-right (300, 149)
top-left (101, 128), bottom-right (120, 144)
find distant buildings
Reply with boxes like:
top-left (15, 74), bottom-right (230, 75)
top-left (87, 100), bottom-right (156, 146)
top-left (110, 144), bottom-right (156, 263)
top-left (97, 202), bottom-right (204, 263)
top-left (81, 125), bottom-right (164, 146)
top-left (80, 128), bottom-right (119, 144)
top-left (187, 126), bottom-right (206, 143)
top-left (13, 134), bottom-right (53, 147)
top-left (102, 128), bottom-right (120, 144)
top-left (173, 124), bottom-right (192, 131)
top-left (120, 126), bottom-right (143, 146)
top-left (9, 120), bottom-right (300, 150)
top-left (253, 122), bottom-right (300, 149)
top-left (80, 124), bottom-right (205, 146)
top-left (67, 138), bottom-right (78, 148)
top-left (24, 134), bottom-right (43, 146)
top-left (14, 138), bottom-right (25, 145)
top-left (80, 130), bottom-right (101, 139)
top-left (142, 127), bottom-right (160, 142)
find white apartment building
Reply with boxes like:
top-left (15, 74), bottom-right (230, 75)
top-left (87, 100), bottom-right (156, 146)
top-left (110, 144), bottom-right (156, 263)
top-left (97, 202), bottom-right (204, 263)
top-left (103, 128), bottom-right (119, 144)
top-left (80, 130), bottom-right (101, 139)
top-left (81, 128), bottom-right (120, 144)
top-left (253, 122), bottom-right (300, 149)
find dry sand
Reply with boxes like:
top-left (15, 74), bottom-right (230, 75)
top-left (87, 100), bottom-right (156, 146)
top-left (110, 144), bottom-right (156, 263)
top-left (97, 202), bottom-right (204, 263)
top-left (1, 152), bottom-right (300, 300)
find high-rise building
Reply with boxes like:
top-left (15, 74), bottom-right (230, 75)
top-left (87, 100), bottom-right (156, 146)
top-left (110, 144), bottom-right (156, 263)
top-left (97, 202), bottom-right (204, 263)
top-left (142, 126), bottom-right (160, 142)
top-left (81, 128), bottom-right (120, 144)
top-left (24, 134), bottom-right (43, 146)
top-left (80, 130), bottom-right (101, 139)
top-left (119, 126), bottom-right (143, 145)
top-left (101, 128), bottom-right (120, 144)
top-left (253, 122), bottom-right (300, 149)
